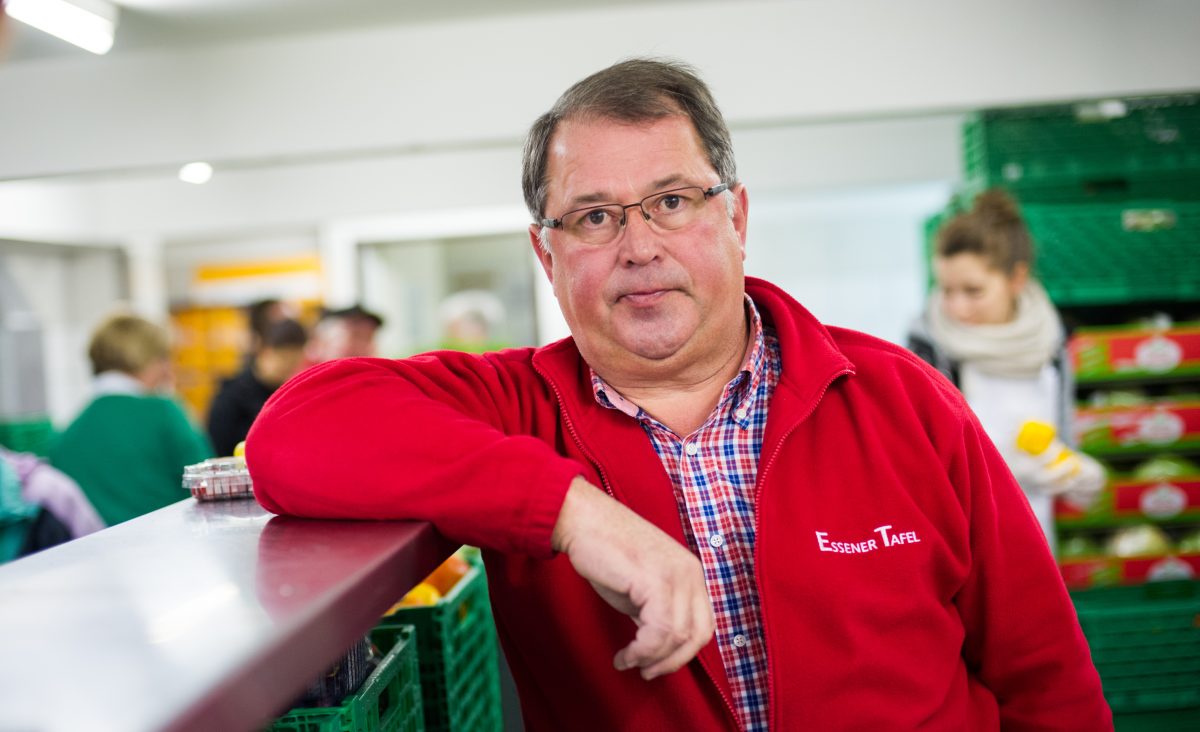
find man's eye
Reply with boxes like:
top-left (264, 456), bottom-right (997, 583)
top-left (660, 194), bottom-right (683, 210)
top-left (584, 209), bottom-right (610, 226)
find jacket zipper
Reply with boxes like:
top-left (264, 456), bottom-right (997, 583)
top-left (534, 362), bottom-right (615, 498)
top-left (754, 368), bottom-right (851, 731)
top-left (535, 360), bottom-right (741, 729)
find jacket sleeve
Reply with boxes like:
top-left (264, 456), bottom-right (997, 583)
top-left (245, 353), bottom-right (585, 559)
top-left (947, 407), bottom-right (1112, 730)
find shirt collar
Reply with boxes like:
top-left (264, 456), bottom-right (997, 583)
top-left (590, 294), bottom-right (769, 429)
top-left (93, 370), bottom-right (147, 396)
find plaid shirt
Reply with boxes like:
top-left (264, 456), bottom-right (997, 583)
top-left (591, 296), bottom-right (780, 732)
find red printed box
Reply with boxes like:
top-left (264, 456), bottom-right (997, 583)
top-left (1060, 553), bottom-right (1200, 590)
top-left (1071, 323), bottom-right (1200, 382)
top-left (1056, 476), bottom-right (1200, 526)
top-left (1075, 401), bottom-right (1200, 455)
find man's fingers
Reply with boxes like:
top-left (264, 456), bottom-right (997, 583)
top-left (614, 619), bottom-right (672, 671)
top-left (641, 636), bottom-right (707, 680)
top-left (639, 595), bottom-right (715, 679)
top-left (614, 590), bottom-right (711, 675)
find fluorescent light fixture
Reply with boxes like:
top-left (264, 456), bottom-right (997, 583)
top-left (7, 0), bottom-right (118, 55)
top-left (179, 162), bottom-right (214, 185)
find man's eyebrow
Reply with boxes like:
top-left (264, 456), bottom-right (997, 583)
top-left (649, 174), bottom-right (686, 191)
top-left (562, 175), bottom-right (691, 210)
top-left (563, 191), bottom-right (614, 210)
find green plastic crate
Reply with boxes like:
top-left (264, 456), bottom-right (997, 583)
top-left (271, 625), bottom-right (424, 732)
top-left (0, 417), bottom-right (56, 457)
top-left (964, 94), bottom-right (1200, 203)
top-left (382, 560), bottom-right (502, 732)
top-left (1021, 200), bottom-right (1200, 306)
top-left (1071, 581), bottom-right (1200, 713)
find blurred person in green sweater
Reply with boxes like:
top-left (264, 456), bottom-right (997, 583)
top-left (50, 313), bottom-right (213, 526)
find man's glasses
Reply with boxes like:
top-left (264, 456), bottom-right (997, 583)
top-left (541, 183), bottom-right (731, 246)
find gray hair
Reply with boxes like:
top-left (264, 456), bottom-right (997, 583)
top-left (521, 58), bottom-right (738, 227)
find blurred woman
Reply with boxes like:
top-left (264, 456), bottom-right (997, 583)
top-left (907, 190), bottom-right (1103, 548)
top-left (50, 313), bottom-right (212, 525)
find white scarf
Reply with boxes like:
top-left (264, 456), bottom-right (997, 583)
top-left (926, 280), bottom-right (1062, 378)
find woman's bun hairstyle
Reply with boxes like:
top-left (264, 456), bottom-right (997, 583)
top-left (936, 188), bottom-right (1033, 275)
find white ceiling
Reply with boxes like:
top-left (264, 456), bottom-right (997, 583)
top-left (3, 0), bottom-right (687, 62)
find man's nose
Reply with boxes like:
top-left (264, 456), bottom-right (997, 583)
top-left (618, 206), bottom-right (662, 264)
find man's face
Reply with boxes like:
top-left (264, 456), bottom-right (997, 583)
top-left (340, 318), bottom-right (378, 358)
top-left (258, 346), bottom-right (308, 387)
top-left (307, 318), bottom-right (378, 362)
top-left (530, 115), bottom-right (748, 380)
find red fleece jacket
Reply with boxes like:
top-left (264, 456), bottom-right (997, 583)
top-left (248, 278), bottom-right (1111, 731)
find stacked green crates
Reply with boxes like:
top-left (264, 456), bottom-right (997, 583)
top-left (271, 625), bottom-right (424, 732)
top-left (1071, 582), bottom-right (1200, 729)
top-left (0, 416), bottom-right (55, 457)
top-left (381, 558), bottom-right (502, 732)
top-left (963, 95), bottom-right (1200, 203)
top-left (1022, 200), bottom-right (1200, 306)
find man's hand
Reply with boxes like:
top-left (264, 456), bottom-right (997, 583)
top-left (552, 476), bottom-right (714, 680)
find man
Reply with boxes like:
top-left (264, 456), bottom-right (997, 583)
top-left (208, 318), bottom-right (307, 457)
top-left (248, 59), bottom-right (1110, 730)
top-left (246, 298), bottom-right (292, 358)
top-left (305, 304), bottom-right (384, 362)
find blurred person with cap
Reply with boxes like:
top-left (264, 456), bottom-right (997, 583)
top-left (306, 304), bottom-right (384, 362)
top-left (438, 289), bottom-right (508, 353)
top-left (207, 318), bottom-right (308, 457)
top-left (247, 59), bottom-right (1109, 730)
top-left (49, 312), bottom-right (212, 526)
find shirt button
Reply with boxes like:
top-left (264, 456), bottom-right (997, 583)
top-left (685, 442), bottom-right (699, 456)
top-left (708, 533), bottom-right (724, 548)
top-left (733, 634), bottom-right (748, 648)
top-left (735, 407), bottom-right (747, 420)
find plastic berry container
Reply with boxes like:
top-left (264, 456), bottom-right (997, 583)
top-left (183, 457), bottom-right (255, 501)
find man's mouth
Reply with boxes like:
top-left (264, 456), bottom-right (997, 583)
top-left (618, 289), bottom-right (671, 306)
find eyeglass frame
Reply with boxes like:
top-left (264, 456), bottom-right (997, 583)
top-left (539, 182), bottom-right (733, 240)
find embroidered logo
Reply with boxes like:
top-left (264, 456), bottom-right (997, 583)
top-left (815, 525), bottom-right (921, 555)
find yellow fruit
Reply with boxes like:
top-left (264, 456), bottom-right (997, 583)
top-left (384, 582), bottom-right (442, 615)
top-left (425, 555), bottom-right (471, 596)
top-left (233, 441), bottom-right (246, 458)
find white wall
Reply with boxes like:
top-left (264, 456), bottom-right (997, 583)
top-left (746, 183), bottom-right (955, 345)
top-left (0, 244), bottom-right (126, 424)
top-left (1, 0), bottom-right (1195, 182)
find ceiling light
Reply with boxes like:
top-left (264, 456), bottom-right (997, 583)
top-left (179, 162), bottom-right (213, 185)
top-left (6, 0), bottom-right (118, 55)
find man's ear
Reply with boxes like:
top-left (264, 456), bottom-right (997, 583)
top-left (731, 183), bottom-right (750, 259)
top-left (530, 224), bottom-right (554, 285)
